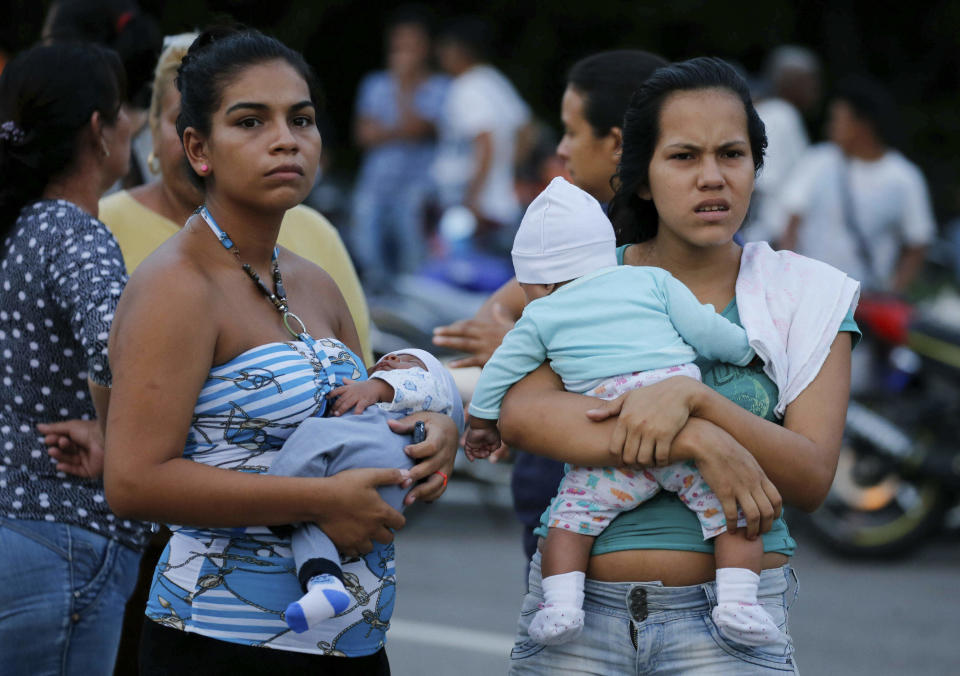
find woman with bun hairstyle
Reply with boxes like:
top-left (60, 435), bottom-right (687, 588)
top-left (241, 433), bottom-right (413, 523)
top-left (501, 57), bottom-right (859, 673)
top-left (102, 29), bottom-right (459, 673)
top-left (98, 33), bottom-right (374, 360)
top-left (0, 43), bottom-right (150, 675)
top-left (92, 33), bottom-right (375, 673)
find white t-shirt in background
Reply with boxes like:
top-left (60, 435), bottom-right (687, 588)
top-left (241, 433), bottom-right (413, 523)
top-left (780, 143), bottom-right (935, 289)
top-left (432, 64), bottom-right (531, 226)
top-left (745, 98), bottom-right (810, 242)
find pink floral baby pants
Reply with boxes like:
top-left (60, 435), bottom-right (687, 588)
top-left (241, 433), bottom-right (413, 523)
top-left (548, 362), bottom-right (745, 539)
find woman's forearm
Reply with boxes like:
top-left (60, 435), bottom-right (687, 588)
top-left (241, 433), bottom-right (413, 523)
top-left (105, 457), bottom-right (334, 525)
top-left (681, 397), bottom-right (833, 511)
top-left (501, 336), bottom-right (852, 512)
top-left (684, 334), bottom-right (853, 511)
top-left (499, 363), bottom-right (617, 465)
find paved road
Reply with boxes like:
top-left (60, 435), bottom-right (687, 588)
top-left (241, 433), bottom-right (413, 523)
top-left (385, 477), bottom-right (960, 675)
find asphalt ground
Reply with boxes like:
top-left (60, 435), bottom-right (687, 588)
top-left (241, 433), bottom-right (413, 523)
top-left (386, 474), bottom-right (960, 676)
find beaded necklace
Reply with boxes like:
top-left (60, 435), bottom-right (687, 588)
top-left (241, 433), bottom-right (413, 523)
top-left (197, 205), bottom-right (307, 339)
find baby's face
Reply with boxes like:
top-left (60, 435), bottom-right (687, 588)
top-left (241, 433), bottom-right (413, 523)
top-left (369, 353), bottom-right (427, 375)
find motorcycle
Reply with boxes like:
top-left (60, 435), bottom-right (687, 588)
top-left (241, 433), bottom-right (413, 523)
top-left (802, 288), bottom-right (960, 557)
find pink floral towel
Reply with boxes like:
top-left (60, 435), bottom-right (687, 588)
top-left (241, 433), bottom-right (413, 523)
top-left (736, 242), bottom-right (860, 418)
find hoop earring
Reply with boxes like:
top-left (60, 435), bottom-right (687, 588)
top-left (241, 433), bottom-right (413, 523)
top-left (147, 151), bottom-right (161, 175)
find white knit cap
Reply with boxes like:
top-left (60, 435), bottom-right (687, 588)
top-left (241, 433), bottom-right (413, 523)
top-left (511, 176), bottom-right (617, 284)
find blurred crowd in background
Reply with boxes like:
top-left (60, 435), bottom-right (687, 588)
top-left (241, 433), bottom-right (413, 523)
top-left (1, 3), bottom-right (959, 674)
top-left (2, 0), bottom-right (958, 309)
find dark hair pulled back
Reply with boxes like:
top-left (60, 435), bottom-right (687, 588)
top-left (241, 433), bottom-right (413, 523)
top-left (0, 42), bottom-right (125, 237)
top-left (45, 0), bottom-right (161, 109)
top-left (175, 26), bottom-right (323, 189)
top-left (608, 57), bottom-right (767, 246)
top-left (566, 50), bottom-right (668, 138)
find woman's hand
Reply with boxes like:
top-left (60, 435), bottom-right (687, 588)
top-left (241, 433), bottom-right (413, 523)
top-left (676, 418), bottom-right (782, 539)
top-left (586, 376), bottom-right (702, 468)
top-left (388, 411), bottom-right (458, 505)
top-left (317, 468), bottom-right (409, 556)
top-left (37, 419), bottom-right (104, 478)
top-left (432, 302), bottom-right (515, 368)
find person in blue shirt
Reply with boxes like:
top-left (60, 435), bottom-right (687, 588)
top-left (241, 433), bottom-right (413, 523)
top-left (350, 8), bottom-right (449, 292)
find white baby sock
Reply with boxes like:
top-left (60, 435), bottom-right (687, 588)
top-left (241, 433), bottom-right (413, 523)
top-left (284, 573), bottom-right (351, 633)
top-left (528, 571), bottom-right (586, 645)
top-left (712, 568), bottom-right (790, 648)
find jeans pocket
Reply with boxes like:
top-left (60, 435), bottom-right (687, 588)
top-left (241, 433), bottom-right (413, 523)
top-left (70, 529), bottom-right (121, 615)
top-left (510, 590), bottom-right (547, 661)
top-left (702, 612), bottom-right (796, 671)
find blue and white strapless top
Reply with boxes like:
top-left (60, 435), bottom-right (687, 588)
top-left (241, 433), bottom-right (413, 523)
top-left (144, 338), bottom-right (397, 657)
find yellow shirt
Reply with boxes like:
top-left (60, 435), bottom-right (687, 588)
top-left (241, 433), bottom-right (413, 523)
top-left (99, 190), bottom-right (374, 365)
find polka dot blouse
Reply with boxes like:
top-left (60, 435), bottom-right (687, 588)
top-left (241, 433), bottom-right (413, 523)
top-left (0, 200), bottom-right (149, 550)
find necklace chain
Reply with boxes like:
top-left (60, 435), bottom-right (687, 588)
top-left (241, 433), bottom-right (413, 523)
top-left (197, 206), bottom-right (307, 338)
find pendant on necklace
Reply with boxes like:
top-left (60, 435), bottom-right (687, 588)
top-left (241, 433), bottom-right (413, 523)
top-left (282, 310), bottom-right (307, 339)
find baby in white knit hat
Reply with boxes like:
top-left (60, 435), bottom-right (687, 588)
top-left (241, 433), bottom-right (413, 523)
top-left (465, 177), bottom-right (788, 649)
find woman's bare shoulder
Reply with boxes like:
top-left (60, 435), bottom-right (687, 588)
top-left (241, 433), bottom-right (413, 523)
top-left (278, 245), bottom-right (343, 297)
top-left (121, 230), bottom-right (216, 311)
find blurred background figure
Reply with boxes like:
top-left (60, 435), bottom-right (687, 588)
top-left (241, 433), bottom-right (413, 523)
top-left (41, 0), bottom-right (162, 189)
top-left (776, 75), bottom-right (936, 397)
top-left (777, 75), bottom-right (935, 295)
top-left (350, 7), bottom-right (449, 293)
top-left (432, 16), bottom-right (532, 249)
top-left (742, 45), bottom-right (820, 243)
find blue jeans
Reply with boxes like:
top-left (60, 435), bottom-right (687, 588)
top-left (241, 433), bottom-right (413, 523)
top-left (0, 517), bottom-right (141, 676)
top-left (350, 180), bottom-right (428, 291)
top-left (510, 552), bottom-right (799, 675)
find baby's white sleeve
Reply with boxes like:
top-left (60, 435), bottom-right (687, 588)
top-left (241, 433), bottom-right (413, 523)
top-left (371, 367), bottom-right (453, 417)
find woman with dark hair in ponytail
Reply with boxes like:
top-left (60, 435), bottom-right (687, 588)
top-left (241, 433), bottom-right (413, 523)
top-left (99, 28), bottom-right (458, 674)
top-left (0, 43), bottom-right (150, 675)
top-left (500, 58), bottom-right (860, 673)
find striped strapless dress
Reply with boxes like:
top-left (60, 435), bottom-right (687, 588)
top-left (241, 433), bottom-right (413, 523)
top-left (144, 337), bottom-right (397, 657)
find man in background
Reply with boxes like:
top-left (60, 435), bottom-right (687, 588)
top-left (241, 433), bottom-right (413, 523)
top-left (432, 17), bottom-right (532, 244)
top-left (743, 45), bottom-right (820, 242)
top-left (777, 76), bottom-right (934, 294)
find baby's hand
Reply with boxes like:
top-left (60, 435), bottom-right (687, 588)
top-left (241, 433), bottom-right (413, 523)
top-left (328, 379), bottom-right (394, 416)
top-left (463, 417), bottom-right (503, 461)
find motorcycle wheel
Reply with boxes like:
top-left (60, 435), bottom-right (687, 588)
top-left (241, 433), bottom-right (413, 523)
top-left (802, 442), bottom-right (946, 558)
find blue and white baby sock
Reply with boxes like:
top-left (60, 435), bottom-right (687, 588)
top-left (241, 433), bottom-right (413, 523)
top-left (284, 573), bottom-right (351, 633)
